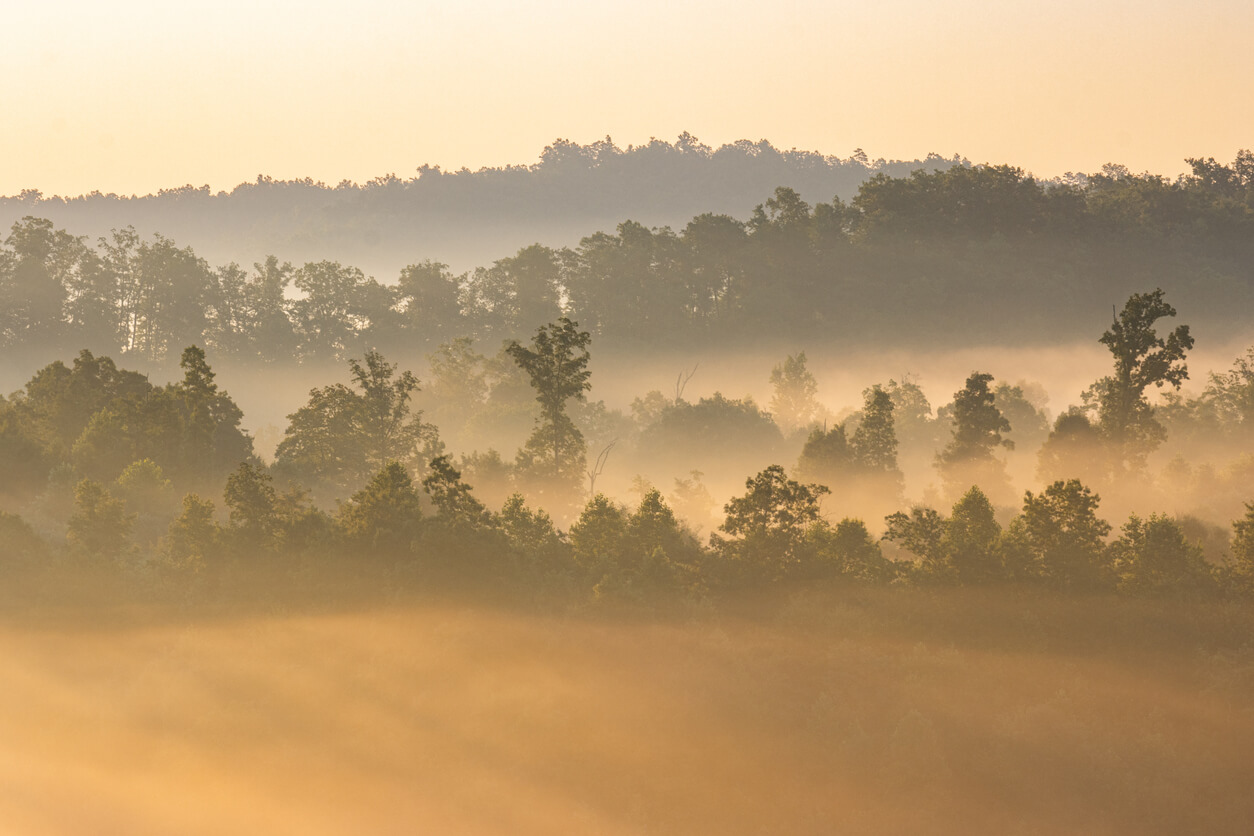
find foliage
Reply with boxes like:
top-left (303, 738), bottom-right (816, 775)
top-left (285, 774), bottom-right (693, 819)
top-left (769, 352), bottom-right (821, 434)
top-left (274, 350), bottom-right (438, 499)
top-left (66, 479), bottom-right (135, 562)
top-left (712, 465), bottom-right (829, 583)
top-left (162, 494), bottom-right (221, 573)
top-left (937, 372), bottom-right (1013, 501)
top-left (506, 317), bottom-right (593, 486)
top-left (883, 507), bottom-right (949, 578)
top-left (337, 462), bottom-right (423, 557)
top-left (1108, 514), bottom-right (1213, 595)
top-left (1093, 289), bottom-right (1193, 468)
top-left (1020, 480), bottom-right (1113, 589)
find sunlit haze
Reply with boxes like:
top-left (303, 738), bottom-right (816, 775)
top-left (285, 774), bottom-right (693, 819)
top-left (5, 0), bottom-right (1252, 196)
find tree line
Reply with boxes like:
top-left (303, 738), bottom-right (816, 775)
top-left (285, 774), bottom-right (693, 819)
top-left (0, 136), bottom-right (959, 279)
top-left (2, 290), bottom-right (1253, 606)
top-left (2, 151), bottom-right (1253, 368)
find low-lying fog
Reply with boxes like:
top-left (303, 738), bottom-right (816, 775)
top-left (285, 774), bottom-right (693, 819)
top-left (2, 590), bottom-right (1251, 835)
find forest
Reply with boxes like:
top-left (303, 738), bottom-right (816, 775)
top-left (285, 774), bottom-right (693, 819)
top-left (5, 151), bottom-right (1254, 835)
top-left (0, 135), bottom-right (965, 278)
top-left (1, 282), bottom-right (1252, 606)
top-left (2, 149), bottom-right (1254, 379)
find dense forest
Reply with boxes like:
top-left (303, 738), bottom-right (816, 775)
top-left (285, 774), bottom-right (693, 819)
top-left (5, 146), bottom-right (1254, 836)
top-left (0, 136), bottom-right (964, 278)
top-left (2, 283), bottom-right (1252, 607)
top-left (1, 149), bottom-right (1252, 381)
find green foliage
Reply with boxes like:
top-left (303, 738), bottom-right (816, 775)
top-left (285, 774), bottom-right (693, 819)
top-left (937, 372), bottom-right (1013, 502)
top-left (993, 382), bottom-right (1051, 454)
top-left (337, 462), bottom-right (423, 557)
top-left (769, 352), bottom-right (821, 434)
top-left (224, 461), bottom-right (279, 548)
top-left (1230, 503), bottom-right (1254, 594)
top-left (713, 465), bottom-right (829, 583)
top-left (162, 494), bottom-right (221, 574)
top-left (0, 401), bottom-right (49, 500)
top-left (637, 392), bottom-right (784, 487)
top-left (500, 493), bottom-right (570, 577)
top-left (507, 317), bottom-right (592, 488)
top-left (585, 490), bottom-right (701, 603)
top-left (1038, 410), bottom-right (1109, 487)
top-left (810, 518), bottom-right (895, 583)
top-left (569, 494), bottom-right (628, 572)
top-left (274, 350), bottom-right (438, 499)
top-left (114, 459), bottom-right (175, 515)
top-left (883, 507), bottom-right (949, 578)
top-left (66, 479), bottom-right (135, 562)
top-left (944, 487), bottom-right (1003, 583)
top-left (1109, 514), bottom-right (1213, 595)
top-left (422, 455), bottom-right (493, 530)
top-left (1093, 289), bottom-right (1193, 468)
top-left (1020, 480), bottom-right (1113, 589)
top-left (852, 385), bottom-right (900, 475)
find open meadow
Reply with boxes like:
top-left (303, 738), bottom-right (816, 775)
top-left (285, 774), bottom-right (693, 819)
top-left (2, 586), bottom-right (1251, 835)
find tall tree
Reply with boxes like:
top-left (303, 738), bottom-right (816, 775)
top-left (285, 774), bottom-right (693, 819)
top-left (274, 350), bottom-right (438, 499)
top-left (937, 372), bottom-right (1013, 502)
top-left (769, 352), bottom-right (821, 435)
top-left (1020, 479), bottom-right (1112, 589)
top-left (1092, 288), bottom-right (1193, 469)
top-left (507, 318), bottom-right (593, 486)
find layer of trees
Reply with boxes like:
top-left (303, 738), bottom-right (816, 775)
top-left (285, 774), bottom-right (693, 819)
top-left (0, 136), bottom-right (960, 276)
top-left (3, 290), bottom-right (1254, 606)
top-left (3, 152), bottom-right (1253, 370)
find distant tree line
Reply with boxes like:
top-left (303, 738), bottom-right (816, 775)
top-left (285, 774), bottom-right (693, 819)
top-left (2, 151), bottom-right (1253, 368)
top-left (2, 290), bottom-right (1254, 606)
top-left (0, 136), bottom-right (960, 281)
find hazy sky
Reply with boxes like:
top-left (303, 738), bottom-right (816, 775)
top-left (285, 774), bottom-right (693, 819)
top-left (5, 0), bottom-right (1251, 196)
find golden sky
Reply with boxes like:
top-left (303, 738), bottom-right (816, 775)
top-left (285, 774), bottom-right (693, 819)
top-left (4, 0), bottom-right (1251, 196)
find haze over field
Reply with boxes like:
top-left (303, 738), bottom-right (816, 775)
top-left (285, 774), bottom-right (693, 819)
top-left (4, 1), bottom-right (1254, 833)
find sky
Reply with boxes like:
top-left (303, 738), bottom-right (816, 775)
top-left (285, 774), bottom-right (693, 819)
top-left (4, 0), bottom-right (1252, 196)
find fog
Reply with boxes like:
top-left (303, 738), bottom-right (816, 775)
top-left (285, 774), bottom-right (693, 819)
top-left (4, 147), bottom-right (1254, 835)
top-left (184, 335), bottom-right (1252, 535)
top-left (2, 589), bottom-right (1251, 835)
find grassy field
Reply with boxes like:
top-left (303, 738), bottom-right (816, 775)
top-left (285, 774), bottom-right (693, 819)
top-left (1, 586), bottom-right (1252, 835)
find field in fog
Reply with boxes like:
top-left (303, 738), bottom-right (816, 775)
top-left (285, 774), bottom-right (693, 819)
top-left (3, 587), bottom-right (1252, 835)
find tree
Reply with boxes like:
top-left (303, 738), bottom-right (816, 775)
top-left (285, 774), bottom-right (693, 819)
top-left (337, 462), bottom-right (423, 557)
top-left (0, 511), bottom-right (49, 567)
top-left (1230, 503), bottom-right (1254, 594)
top-left (569, 494), bottom-right (628, 572)
top-left (797, 385), bottom-right (903, 521)
top-left (66, 479), bottom-right (135, 562)
top-left (937, 372), bottom-right (1013, 502)
top-left (1093, 289), bottom-right (1193, 468)
top-left (883, 506), bottom-right (949, 578)
top-left (175, 345), bottom-right (251, 482)
top-left (1020, 479), bottom-right (1112, 589)
top-left (500, 493), bottom-right (570, 577)
top-left (943, 486), bottom-right (1003, 583)
top-left (852, 385), bottom-right (900, 475)
top-left (811, 518), bottom-right (895, 583)
top-left (162, 494), bottom-right (221, 574)
top-left (0, 216), bottom-right (79, 350)
top-left (507, 318), bottom-right (593, 491)
top-left (712, 465), bottom-right (829, 582)
top-left (224, 461), bottom-right (279, 548)
top-left (274, 350), bottom-right (439, 499)
top-left (1109, 513), bottom-right (1212, 595)
top-left (769, 352), bottom-right (821, 435)
top-left (1037, 410), bottom-right (1109, 488)
top-left (289, 261), bottom-right (371, 362)
top-left (422, 455), bottom-right (493, 530)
